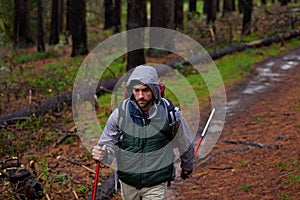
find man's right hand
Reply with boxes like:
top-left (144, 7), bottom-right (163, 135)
top-left (92, 145), bottom-right (107, 161)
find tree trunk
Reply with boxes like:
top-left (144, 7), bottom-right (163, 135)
top-left (149, 0), bottom-right (164, 56)
top-left (206, 0), bottom-right (217, 24)
top-left (112, 0), bottom-right (121, 33)
top-left (104, 0), bottom-right (113, 30)
top-left (261, 0), bottom-right (267, 5)
top-left (175, 0), bottom-right (184, 29)
top-left (281, 0), bottom-right (288, 5)
top-left (49, 0), bottom-right (60, 44)
top-left (58, 0), bottom-right (64, 33)
top-left (223, 0), bottom-right (234, 16)
top-left (126, 0), bottom-right (146, 71)
top-left (217, 0), bottom-right (221, 12)
top-left (241, 0), bottom-right (253, 35)
top-left (232, 0), bottom-right (236, 11)
top-left (13, 0), bottom-right (33, 48)
top-left (238, 0), bottom-right (243, 13)
top-left (149, 0), bottom-right (175, 55)
top-left (70, 0), bottom-right (88, 57)
top-left (163, 0), bottom-right (175, 50)
top-left (65, 0), bottom-right (71, 44)
top-left (163, 0), bottom-right (175, 29)
top-left (37, 0), bottom-right (45, 52)
top-left (189, 0), bottom-right (197, 13)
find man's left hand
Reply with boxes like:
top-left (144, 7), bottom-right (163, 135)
top-left (181, 169), bottom-right (192, 180)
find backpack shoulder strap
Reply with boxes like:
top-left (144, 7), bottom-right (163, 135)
top-left (161, 98), bottom-right (179, 126)
top-left (117, 99), bottom-right (129, 130)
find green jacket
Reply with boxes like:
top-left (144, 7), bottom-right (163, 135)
top-left (116, 99), bottom-right (175, 187)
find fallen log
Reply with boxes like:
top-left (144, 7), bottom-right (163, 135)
top-left (1, 29), bottom-right (300, 125)
top-left (0, 78), bottom-right (119, 125)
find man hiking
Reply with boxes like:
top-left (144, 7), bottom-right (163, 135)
top-left (92, 65), bottom-right (194, 199)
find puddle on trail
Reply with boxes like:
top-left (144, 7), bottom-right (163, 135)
top-left (226, 51), bottom-right (300, 117)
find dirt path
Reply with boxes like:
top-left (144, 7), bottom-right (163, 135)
top-left (167, 48), bottom-right (300, 199)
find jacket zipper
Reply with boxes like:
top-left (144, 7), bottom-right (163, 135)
top-left (141, 117), bottom-right (146, 186)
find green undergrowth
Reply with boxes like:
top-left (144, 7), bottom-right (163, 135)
top-left (0, 33), bottom-right (298, 157)
top-left (96, 37), bottom-right (299, 126)
top-left (276, 158), bottom-right (300, 199)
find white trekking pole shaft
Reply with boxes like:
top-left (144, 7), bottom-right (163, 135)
top-left (194, 108), bottom-right (216, 156)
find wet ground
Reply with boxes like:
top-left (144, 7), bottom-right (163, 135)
top-left (166, 47), bottom-right (300, 199)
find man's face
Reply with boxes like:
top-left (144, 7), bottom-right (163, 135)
top-left (132, 84), bottom-right (153, 111)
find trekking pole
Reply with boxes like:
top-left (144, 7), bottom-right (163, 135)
top-left (194, 108), bottom-right (216, 156)
top-left (92, 161), bottom-right (101, 200)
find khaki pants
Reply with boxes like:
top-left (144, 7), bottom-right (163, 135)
top-left (120, 181), bottom-right (167, 200)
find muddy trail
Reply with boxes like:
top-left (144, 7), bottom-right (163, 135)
top-left (166, 48), bottom-right (300, 199)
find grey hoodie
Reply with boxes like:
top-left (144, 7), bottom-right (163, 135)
top-left (98, 65), bottom-right (194, 176)
top-left (126, 65), bottom-right (161, 103)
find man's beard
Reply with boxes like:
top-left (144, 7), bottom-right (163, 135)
top-left (136, 98), bottom-right (153, 110)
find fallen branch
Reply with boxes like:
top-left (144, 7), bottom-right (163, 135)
top-left (210, 166), bottom-right (233, 170)
top-left (195, 153), bottom-right (219, 169)
top-left (72, 189), bottom-right (79, 200)
top-left (55, 127), bottom-right (78, 146)
top-left (223, 146), bottom-right (255, 153)
top-left (224, 139), bottom-right (272, 149)
top-left (60, 156), bottom-right (96, 174)
top-left (46, 193), bottom-right (51, 200)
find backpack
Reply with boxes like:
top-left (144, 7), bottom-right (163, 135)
top-left (117, 97), bottom-right (180, 140)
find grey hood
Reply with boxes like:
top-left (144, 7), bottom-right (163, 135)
top-left (126, 65), bottom-right (161, 102)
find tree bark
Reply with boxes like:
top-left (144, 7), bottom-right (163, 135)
top-left (58, 0), bottom-right (64, 33)
top-left (175, 0), bottom-right (184, 29)
top-left (238, 0), bottom-right (243, 13)
top-left (49, 0), bottom-right (60, 44)
top-left (241, 0), bottom-right (253, 35)
top-left (65, 0), bottom-right (71, 44)
top-left (37, 0), bottom-right (45, 52)
top-left (232, 0), bottom-right (236, 11)
top-left (150, 0), bottom-right (164, 50)
top-left (189, 0), bottom-right (197, 13)
top-left (206, 0), bottom-right (217, 24)
top-left (70, 0), bottom-right (88, 57)
top-left (104, 0), bottom-right (113, 30)
top-left (222, 0), bottom-right (234, 16)
top-left (13, 0), bottom-right (34, 48)
top-left (281, 0), bottom-right (289, 5)
top-left (112, 0), bottom-right (121, 33)
top-left (126, 0), bottom-right (146, 71)
top-left (149, 0), bottom-right (176, 55)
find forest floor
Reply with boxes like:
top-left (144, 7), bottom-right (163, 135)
top-left (0, 47), bottom-right (300, 200)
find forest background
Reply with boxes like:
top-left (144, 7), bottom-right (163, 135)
top-left (0, 0), bottom-right (299, 199)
